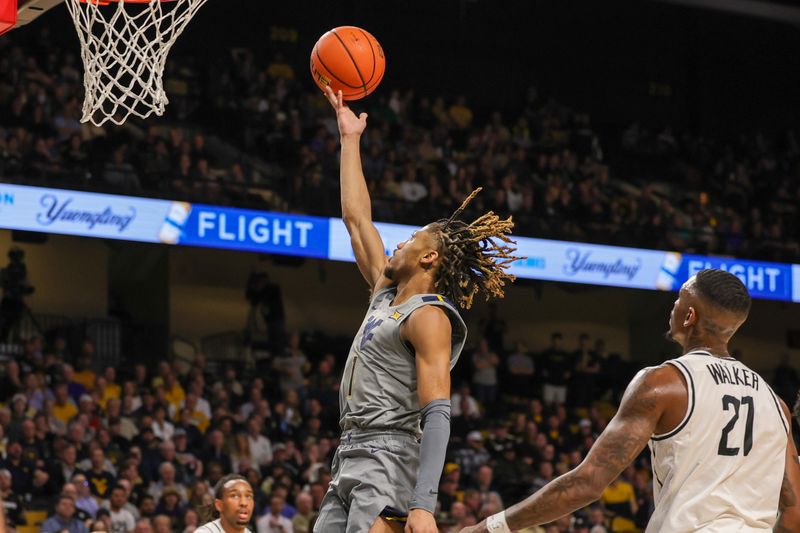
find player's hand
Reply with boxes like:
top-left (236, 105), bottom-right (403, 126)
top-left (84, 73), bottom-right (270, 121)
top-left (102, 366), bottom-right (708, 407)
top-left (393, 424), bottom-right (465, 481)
top-left (405, 509), bottom-right (437, 533)
top-left (324, 86), bottom-right (367, 138)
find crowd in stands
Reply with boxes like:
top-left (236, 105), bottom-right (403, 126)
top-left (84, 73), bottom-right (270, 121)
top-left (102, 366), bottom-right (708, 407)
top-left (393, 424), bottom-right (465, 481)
top-left (1, 30), bottom-right (800, 263)
top-left (3, 14), bottom-right (800, 533)
top-left (0, 319), bottom-right (666, 533)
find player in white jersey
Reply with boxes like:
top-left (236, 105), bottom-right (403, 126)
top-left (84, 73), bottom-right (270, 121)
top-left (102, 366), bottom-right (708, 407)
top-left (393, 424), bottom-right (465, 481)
top-left (461, 269), bottom-right (800, 533)
top-left (195, 475), bottom-right (254, 533)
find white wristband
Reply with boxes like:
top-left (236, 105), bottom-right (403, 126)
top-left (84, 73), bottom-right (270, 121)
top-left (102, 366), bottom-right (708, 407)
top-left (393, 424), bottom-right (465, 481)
top-left (486, 511), bottom-right (512, 533)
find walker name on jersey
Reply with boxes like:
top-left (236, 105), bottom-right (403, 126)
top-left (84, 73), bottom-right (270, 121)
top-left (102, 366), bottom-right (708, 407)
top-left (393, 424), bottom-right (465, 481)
top-left (706, 363), bottom-right (760, 390)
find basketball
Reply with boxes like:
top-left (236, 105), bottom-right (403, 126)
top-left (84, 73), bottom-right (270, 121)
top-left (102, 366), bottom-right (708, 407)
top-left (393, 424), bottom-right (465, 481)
top-left (310, 26), bottom-right (386, 101)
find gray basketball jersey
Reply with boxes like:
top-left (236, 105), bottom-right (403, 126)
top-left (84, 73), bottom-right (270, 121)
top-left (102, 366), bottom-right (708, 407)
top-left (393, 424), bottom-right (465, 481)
top-left (339, 285), bottom-right (468, 435)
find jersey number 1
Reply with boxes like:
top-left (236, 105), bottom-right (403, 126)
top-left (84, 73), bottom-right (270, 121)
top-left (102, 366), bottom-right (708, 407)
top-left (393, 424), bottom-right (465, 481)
top-left (718, 395), bottom-right (754, 456)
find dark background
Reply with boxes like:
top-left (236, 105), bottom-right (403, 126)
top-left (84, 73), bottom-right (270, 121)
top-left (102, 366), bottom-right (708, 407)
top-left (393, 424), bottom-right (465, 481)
top-left (17, 0), bottom-right (800, 138)
top-left (176, 0), bottom-right (800, 136)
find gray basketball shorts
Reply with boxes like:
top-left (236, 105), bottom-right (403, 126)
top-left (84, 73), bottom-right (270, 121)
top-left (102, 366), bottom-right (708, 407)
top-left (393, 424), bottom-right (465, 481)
top-left (314, 429), bottom-right (420, 533)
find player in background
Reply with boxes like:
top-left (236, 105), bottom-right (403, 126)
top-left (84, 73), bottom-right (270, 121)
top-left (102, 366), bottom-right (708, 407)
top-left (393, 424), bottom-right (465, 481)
top-left (461, 269), bottom-right (800, 533)
top-left (196, 475), bottom-right (254, 533)
top-left (314, 87), bottom-right (520, 533)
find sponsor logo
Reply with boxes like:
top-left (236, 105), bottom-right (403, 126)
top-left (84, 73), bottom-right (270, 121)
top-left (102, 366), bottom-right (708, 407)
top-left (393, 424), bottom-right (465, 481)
top-left (687, 259), bottom-right (783, 293)
top-left (196, 211), bottom-right (315, 247)
top-left (36, 195), bottom-right (136, 233)
top-left (563, 249), bottom-right (642, 280)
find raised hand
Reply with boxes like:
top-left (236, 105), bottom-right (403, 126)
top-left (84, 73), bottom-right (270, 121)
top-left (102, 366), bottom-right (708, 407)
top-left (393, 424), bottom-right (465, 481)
top-left (324, 86), bottom-right (368, 138)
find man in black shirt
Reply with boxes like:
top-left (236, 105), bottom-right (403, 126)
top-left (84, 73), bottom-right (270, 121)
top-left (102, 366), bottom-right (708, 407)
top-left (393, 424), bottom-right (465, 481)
top-left (50, 443), bottom-right (82, 489)
top-left (86, 448), bottom-right (116, 500)
top-left (538, 332), bottom-right (572, 405)
top-left (0, 360), bottom-right (22, 404)
top-left (19, 419), bottom-right (49, 466)
top-left (570, 333), bottom-right (601, 407)
top-left (0, 442), bottom-right (33, 497)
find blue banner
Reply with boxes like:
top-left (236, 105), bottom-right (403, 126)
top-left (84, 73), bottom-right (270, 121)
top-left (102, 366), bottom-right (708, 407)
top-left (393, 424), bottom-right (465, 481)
top-left (656, 253), bottom-right (794, 302)
top-left (178, 205), bottom-right (329, 258)
top-left (0, 184), bottom-right (798, 302)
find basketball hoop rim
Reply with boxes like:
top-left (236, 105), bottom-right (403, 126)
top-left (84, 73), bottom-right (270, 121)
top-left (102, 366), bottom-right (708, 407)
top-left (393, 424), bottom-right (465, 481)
top-left (75, 0), bottom-right (178, 4)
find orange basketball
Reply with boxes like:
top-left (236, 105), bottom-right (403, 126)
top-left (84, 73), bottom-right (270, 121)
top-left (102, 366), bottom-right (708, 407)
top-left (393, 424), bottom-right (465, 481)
top-left (310, 26), bottom-right (386, 101)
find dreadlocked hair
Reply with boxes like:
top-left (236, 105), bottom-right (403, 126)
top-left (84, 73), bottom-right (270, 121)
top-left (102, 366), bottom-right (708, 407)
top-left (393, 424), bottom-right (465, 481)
top-left (433, 188), bottom-right (523, 309)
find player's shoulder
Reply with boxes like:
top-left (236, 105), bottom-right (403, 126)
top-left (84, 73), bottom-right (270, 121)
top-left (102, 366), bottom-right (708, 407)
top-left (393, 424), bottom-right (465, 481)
top-left (405, 301), bottom-right (451, 327)
top-left (623, 363), bottom-right (687, 404)
top-left (632, 363), bottom-right (685, 386)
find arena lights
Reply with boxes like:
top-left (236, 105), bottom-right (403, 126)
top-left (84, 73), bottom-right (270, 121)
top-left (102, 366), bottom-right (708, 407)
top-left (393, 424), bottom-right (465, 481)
top-left (0, 183), bottom-right (797, 303)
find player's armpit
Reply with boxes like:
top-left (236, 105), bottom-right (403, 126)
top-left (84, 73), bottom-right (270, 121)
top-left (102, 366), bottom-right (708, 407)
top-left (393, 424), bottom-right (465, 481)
top-left (345, 215), bottom-right (389, 291)
top-left (775, 401), bottom-right (800, 533)
top-left (501, 366), bottom-right (673, 530)
top-left (403, 306), bottom-right (452, 405)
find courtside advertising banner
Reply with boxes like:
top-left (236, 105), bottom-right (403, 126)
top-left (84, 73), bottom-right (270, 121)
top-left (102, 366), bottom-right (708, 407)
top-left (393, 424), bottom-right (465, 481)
top-left (176, 205), bottom-right (329, 258)
top-left (655, 253), bottom-right (794, 302)
top-left (508, 238), bottom-right (668, 290)
top-left (1, 184), bottom-right (798, 302)
top-left (0, 183), bottom-right (169, 241)
top-left (0, 184), bottom-right (330, 258)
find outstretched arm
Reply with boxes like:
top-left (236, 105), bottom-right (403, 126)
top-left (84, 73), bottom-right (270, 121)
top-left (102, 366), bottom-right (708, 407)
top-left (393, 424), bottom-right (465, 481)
top-left (404, 306), bottom-right (454, 533)
top-left (461, 366), bottom-right (675, 533)
top-left (324, 87), bottom-right (389, 291)
top-left (775, 400), bottom-right (800, 532)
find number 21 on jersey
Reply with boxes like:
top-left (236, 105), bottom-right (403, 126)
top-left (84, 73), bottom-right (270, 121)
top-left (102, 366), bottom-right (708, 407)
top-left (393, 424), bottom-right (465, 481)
top-left (718, 395), bottom-right (754, 456)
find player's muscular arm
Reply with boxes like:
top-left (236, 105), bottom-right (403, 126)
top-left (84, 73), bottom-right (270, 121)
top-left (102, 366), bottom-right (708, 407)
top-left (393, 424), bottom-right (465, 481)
top-left (465, 366), bottom-right (677, 532)
top-left (324, 86), bottom-right (388, 290)
top-left (774, 401), bottom-right (800, 533)
top-left (405, 306), bottom-right (452, 405)
top-left (403, 306), bottom-right (453, 533)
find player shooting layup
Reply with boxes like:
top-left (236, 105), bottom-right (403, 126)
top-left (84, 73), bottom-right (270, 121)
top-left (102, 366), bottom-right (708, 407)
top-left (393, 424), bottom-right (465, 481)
top-left (314, 87), bottom-right (520, 533)
top-left (462, 269), bottom-right (800, 533)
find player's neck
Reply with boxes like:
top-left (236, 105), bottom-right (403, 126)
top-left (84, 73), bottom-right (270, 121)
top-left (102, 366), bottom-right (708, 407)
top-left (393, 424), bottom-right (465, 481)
top-left (393, 274), bottom-right (436, 306)
top-left (683, 337), bottom-right (730, 358)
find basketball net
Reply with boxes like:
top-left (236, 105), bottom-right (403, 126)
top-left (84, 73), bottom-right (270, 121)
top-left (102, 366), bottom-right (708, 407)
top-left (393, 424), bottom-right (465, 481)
top-left (64, 0), bottom-right (209, 126)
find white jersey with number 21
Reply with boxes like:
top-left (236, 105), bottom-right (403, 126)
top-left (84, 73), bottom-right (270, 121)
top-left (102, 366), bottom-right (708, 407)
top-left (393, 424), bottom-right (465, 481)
top-left (647, 350), bottom-right (789, 532)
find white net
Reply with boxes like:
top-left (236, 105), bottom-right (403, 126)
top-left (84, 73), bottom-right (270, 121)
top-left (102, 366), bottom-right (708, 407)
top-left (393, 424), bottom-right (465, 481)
top-left (64, 0), bottom-right (209, 126)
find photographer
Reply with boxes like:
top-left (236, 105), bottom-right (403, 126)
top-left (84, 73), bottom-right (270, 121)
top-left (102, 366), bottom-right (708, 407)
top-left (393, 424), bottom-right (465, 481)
top-left (0, 248), bottom-right (35, 341)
